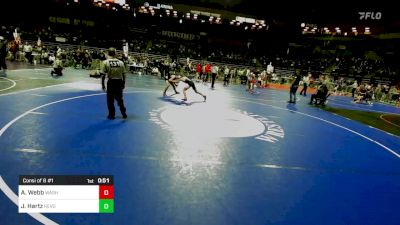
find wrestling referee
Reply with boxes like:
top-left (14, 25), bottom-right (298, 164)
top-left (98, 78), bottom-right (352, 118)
top-left (101, 47), bottom-right (127, 120)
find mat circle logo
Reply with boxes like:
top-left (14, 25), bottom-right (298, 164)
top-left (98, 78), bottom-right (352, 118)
top-left (149, 107), bottom-right (285, 143)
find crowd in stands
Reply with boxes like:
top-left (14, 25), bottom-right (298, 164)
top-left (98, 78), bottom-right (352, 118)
top-left (1, 25), bottom-right (399, 106)
top-left (1, 25), bottom-right (399, 80)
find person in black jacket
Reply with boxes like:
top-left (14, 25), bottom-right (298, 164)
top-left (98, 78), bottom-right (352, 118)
top-left (310, 84), bottom-right (329, 105)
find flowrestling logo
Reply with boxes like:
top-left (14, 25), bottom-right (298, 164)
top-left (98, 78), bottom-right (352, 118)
top-left (149, 106), bottom-right (284, 143)
top-left (359, 12), bottom-right (382, 20)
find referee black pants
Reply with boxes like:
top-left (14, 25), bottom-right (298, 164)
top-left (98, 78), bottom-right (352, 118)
top-left (107, 79), bottom-right (126, 117)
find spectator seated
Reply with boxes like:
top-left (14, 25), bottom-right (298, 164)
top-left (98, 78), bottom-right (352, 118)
top-left (353, 85), bottom-right (373, 105)
top-left (310, 84), bottom-right (330, 106)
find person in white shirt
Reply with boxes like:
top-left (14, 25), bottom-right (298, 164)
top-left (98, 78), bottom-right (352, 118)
top-left (299, 73), bottom-right (311, 96)
top-left (51, 56), bottom-right (63, 76)
top-left (260, 70), bottom-right (267, 87)
top-left (49, 54), bottom-right (55, 64)
top-left (211, 64), bottom-right (219, 89)
top-left (223, 66), bottom-right (230, 86)
top-left (351, 80), bottom-right (358, 98)
top-left (23, 42), bottom-right (33, 64)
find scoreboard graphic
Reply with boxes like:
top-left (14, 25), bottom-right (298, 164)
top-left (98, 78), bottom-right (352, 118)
top-left (18, 175), bottom-right (114, 213)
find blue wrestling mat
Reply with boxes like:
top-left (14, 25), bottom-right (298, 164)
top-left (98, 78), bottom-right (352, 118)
top-left (0, 68), bottom-right (399, 225)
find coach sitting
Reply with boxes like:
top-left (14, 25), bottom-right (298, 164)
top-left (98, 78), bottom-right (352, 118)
top-left (310, 84), bottom-right (329, 105)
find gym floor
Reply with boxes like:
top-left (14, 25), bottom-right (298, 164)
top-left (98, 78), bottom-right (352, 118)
top-left (0, 64), bottom-right (399, 225)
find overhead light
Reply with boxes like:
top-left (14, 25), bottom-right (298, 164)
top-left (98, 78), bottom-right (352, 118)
top-left (344, 32), bottom-right (348, 36)
top-left (301, 23), bottom-right (305, 27)
top-left (323, 27), bottom-right (328, 30)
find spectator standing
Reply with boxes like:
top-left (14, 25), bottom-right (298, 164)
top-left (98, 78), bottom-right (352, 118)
top-left (9, 39), bottom-right (19, 61)
top-left (223, 66), bottom-right (230, 86)
top-left (299, 73), bottom-right (311, 96)
top-left (195, 63), bottom-right (202, 82)
top-left (211, 64), bottom-right (219, 89)
top-left (288, 74), bottom-right (302, 103)
top-left (0, 36), bottom-right (8, 71)
top-left (351, 80), bottom-right (358, 98)
top-left (24, 42), bottom-right (33, 64)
